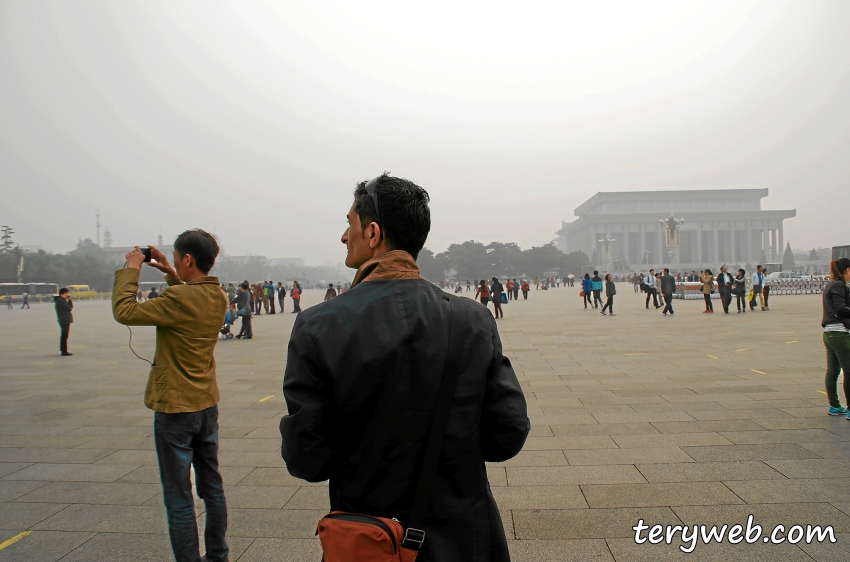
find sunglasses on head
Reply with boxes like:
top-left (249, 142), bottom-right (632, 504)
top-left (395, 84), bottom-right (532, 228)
top-left (364, 177), bottom-right (383, 240)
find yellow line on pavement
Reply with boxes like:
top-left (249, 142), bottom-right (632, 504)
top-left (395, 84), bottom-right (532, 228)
top-left (751, 369), bottom-right (767, 375)
top-left (258, 395), bottom-right (274, 403)
top-left (817, 390), bottom-right (827, 395)
top-left (0, 531), bottom-right (32, 552)
top-left (786, 341), bottom-right (798, 344)
top-left (706, 354), bottom-right (718, 359)
top-left (735, 348), bottom-right (748, 352)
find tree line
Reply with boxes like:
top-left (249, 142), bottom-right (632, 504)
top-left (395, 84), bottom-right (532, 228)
top-left (417, 241), bottom-right (588, 282)
top-left (0, 233), bottom-right (588, 289)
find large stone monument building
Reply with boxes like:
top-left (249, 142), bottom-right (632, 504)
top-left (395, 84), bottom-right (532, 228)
top-left (556, 189), bottom-right (795, 271)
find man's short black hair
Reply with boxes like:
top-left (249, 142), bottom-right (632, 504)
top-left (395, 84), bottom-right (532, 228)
top-left (173, 229), bottom-right (219, 274)
top-left (593, 270), bottom-right (598, 275)
top-left (353, 173), bottom-right (430, 260)
top-left (59, 287), bottom-right (69, 295)
top-left (664, 268), bottom-right (669, 274)
top-left (240, 281), bottom-right (249, 290)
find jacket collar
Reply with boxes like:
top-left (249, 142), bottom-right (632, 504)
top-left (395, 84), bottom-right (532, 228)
top-left (350, 250), bottom-right (422, 288)
top-left (187, 276), bottom-right (220, 286)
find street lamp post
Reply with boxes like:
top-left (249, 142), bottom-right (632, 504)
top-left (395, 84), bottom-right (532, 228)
top-left (660, 214), bottom-right (684, 270)
top-left (598, 235), bottom-right (616, 274)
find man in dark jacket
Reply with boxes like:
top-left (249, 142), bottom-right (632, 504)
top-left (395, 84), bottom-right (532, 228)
top-left (54, 288), bottom-right (74, 356)
top-left (280, 173), bottom-right (529, 562)
top-left (660, 268), bottom-right (676, 316)
top-left (717, 265), bottom-right (734, 314)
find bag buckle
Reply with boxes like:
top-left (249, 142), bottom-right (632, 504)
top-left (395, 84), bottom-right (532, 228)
top-left (402, 528), bottom-right (426, 550)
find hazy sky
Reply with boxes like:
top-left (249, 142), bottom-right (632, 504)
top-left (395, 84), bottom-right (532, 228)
top-left (2, 0), bottom-right (848, 263)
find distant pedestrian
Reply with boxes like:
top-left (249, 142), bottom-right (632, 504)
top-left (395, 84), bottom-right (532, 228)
top-left (600, 274), bottom-right (616, 316)
top-left (733, 269), bottom-right (748, 313)
top-left (717, 265), bottom-right (733, 314)
top-left (148, 287), bottom-right (159, 299)
top-left (521, 279), bottom-right (529, 300)
top-left (226, 283), bottom-right (236, 300)
top-left (54, 288), bottom-right (74, 356)
top-left (822, 257), bottom-right (850, 418)
top-left (660, 268), bottom-right (675, 316)
top-left (267, 281), bottom-right (277, 314)
top-left (762, 269), bottom-right (771, 310)
top-left (324, 284), bottom-right (337, 301)
top-left (20, 291), bottom-right (29, 309)
top-left (513, 278), bottom-right (520, 300)
top-left (466, 279), bottom-right (471, 292)
top-left (232, 282), bottom-right (253, 339)
top-left (535, 277), bottom-right (540, 290)
top-left (581, 273), bottom-right (593, 309)
top-left (475, 279), bottom-right (490, 307)
top-left (750, 265), bottom-right (765, 311)
top-left (4, 293), bottom-right (11, 309)
top-left (291, 281), bottom-right (302, 313)
top-left (490, 277), bottom-right (504, 319)
top-left (277, 282), bottom-right (286, 312)
top-left (644, 268), bottom-right (659, 309)
top-left (505, 279), bottom-right (514, 301)
top-left (700, 269), bottom-right (715, 313)
top-left (591, 271), bottom-right (603, 308)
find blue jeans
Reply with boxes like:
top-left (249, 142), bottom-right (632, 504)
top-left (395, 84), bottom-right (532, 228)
top-left (154, 405), bottom-right (228, 562)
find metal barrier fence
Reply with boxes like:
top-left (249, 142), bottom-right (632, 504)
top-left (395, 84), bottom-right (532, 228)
top-left (672, 278), bottom-right (827, 300)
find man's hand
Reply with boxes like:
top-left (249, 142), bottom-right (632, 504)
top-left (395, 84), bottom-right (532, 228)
top-left (147, 245), bottom-right (178, 278)
top-left (125, 247), bottom-right (145, 270)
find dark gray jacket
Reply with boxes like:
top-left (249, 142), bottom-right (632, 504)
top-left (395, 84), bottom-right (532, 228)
top-left (54, 297), bottom-right (73, 325)
top-left (822, 279), bottom-right (850, 329)
top-left (660, 274), bottom-right (676, 294)
top-left (280, 279), bottom-right (529, 562)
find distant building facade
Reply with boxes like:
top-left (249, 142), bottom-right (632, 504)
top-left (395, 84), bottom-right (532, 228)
top-left (556, 189), bottom-right (795, 271)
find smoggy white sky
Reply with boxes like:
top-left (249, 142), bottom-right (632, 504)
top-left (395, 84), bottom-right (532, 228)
top-left (2, 0), bottom-right (848, 263)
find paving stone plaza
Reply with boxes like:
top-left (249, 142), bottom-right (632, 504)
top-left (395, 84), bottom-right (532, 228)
top-left (1, 286), bottom-right (848, 561)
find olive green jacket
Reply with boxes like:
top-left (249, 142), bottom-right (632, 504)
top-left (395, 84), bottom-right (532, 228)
top-left (112, 268), bottom-right (228, 413)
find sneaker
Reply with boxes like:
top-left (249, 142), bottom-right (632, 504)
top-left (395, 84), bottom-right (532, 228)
top-left (828, 406), bottom-right (848, 416)
top-left (610, 313), bottom-right (617, 316)
top-left (600, 311), bottom-right (607, 315)
top-left (662, 313), bottom-right (667, 317)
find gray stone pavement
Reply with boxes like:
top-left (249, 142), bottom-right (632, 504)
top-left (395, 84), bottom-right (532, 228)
top-left (0, 285), bottom-right (847, 561)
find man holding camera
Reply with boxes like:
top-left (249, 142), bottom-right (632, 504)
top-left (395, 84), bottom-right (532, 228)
top-left (54, 287), bottom-right (74, 355)
top-left (280, 174), bottom-right (529, 561)
top-left (112, 229), bottom-right (230, 562)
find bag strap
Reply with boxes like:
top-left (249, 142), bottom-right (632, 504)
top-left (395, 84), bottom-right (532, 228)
top-left (401, 296), bottom-right (466, 554)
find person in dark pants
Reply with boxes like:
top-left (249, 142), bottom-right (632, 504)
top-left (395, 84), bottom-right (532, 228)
top-left (277, 282), bottom-right (286, 313)
top-left (113, 232), bottom-right (230, 562)
top-left (644, 268), bottom-right (660, 309)
top-left (54, 288), bottom-right (74, 356)
top-left (21, 291), bottom-right (30, 309)
top-left (232, 282), bottom-right (253, 339)
top-left (591, 271), bottom-right (603, 308)
top-left (717, 265), bottom-right (733, 314)
top-left (280, 173), bottom-right (529, 561)
top-left (700, 269), bottom-right (715, 313)
top-left (821, 257), bottom-right (850, 418)
top-left (490, 277), bottom-right (504, 319)
top-left (600, 274), bottom-right (616, 316)
top-left (5, 293), bottom-right (12, 309)
top-left (733, 269), bottom-right (748, 313)
top-left (762, 269), bottom-right (771, 310)
top-left (267, 281), bottom-right (276, 314)
top-left (660, 268), bottom-right (676, 316)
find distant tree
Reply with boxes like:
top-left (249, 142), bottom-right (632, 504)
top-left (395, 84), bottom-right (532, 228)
top-left (416, 247), bottom-right (448, 283)
top-left (71, 238), bottom-right (104, 259)
top-left (0, 226), bottom-right (14, 254)
top-left (783, 242), bottom-right (795, 271)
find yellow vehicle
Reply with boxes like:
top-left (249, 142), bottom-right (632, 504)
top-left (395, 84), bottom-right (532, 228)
top-left (67, 284), bottom-right (97, 300)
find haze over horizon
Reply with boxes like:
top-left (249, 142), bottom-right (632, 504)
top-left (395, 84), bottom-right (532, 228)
top-left (2, 0), bottom-right (848, 264)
